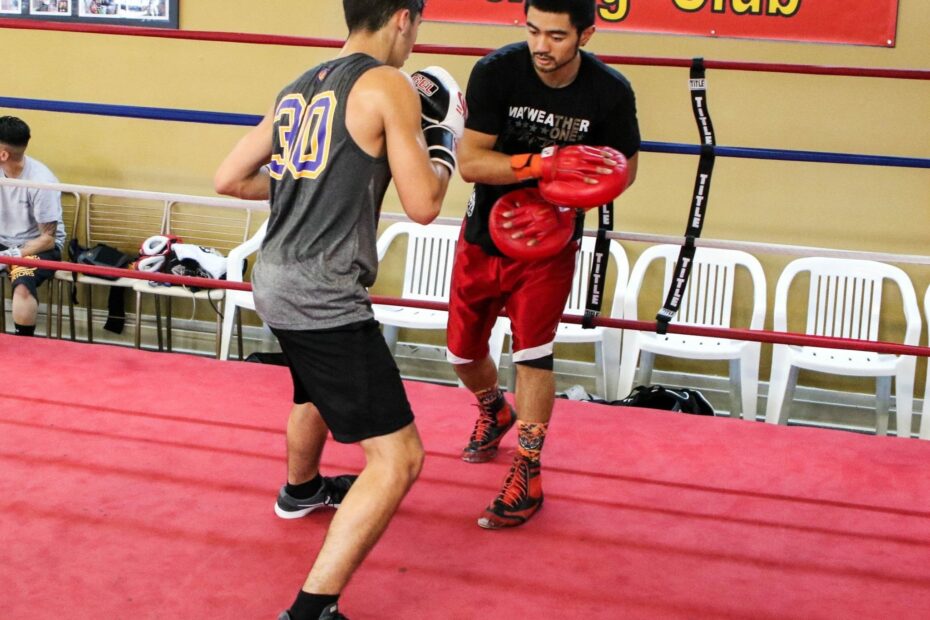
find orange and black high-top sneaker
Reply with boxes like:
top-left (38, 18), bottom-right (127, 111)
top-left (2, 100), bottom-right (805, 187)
top-left (461, 388), bottom-right (516, 463)
top-left (477, 452), bottom-right (543, 529)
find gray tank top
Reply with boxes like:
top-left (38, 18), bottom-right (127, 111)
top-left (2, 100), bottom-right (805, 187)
top-left (254, 54), bottom-right (391, 330)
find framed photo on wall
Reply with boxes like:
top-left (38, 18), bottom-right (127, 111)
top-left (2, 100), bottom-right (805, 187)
top-left (0, 0), bottom-right (24, 14)
top-left (3, 0), bottom-right (179, 28)
top-left (30, 1), bottom-right (73, 16)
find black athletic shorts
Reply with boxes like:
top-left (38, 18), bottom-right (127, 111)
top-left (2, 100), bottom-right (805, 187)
top-left (3, 246), bottom-right (60, 299)
top-left (271, 319), bottom-right (414, 444)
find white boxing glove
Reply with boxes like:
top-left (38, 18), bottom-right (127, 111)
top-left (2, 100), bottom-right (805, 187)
top-left (140, 234), bottom-right (180, 257)
top-left (410, 66), bottom-right (467, 174)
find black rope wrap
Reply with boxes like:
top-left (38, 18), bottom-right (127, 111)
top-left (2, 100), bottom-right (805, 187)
top-left (656, 58), bottom-right (717, 335)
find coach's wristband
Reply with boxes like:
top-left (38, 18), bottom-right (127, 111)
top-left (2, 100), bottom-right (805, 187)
top-left (510, 153), bottom-right (542, 181)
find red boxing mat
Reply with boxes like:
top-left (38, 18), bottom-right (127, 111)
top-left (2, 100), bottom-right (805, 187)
top-left (1, 336), bottom-right (929, 619)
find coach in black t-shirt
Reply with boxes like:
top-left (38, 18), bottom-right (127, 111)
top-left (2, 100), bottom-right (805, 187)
top-left (446, 0), bottom-right (640, 530)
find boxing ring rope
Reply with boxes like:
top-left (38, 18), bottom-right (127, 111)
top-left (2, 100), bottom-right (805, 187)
top-left (3, 95), bottom-right (929, 172)
top-left (4, 177), bottom-right (930, 268)
top-left (3, 19), bottom-right (930, 172)
top-left (0, 177), bottom-right (267, 212)
top-left (2, 18), bottom-right (930, 81)
top-left (2, 23), bottom-right (928, 361)
top-left (3, 252), bottom-right (930, 360)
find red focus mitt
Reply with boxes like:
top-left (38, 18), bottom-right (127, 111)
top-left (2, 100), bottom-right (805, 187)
top-left (510, 145), bottom-right (628, 209)
top-left (489, 188), bottom-right (575, 261)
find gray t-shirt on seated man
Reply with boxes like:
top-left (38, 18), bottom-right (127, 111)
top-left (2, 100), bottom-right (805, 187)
top-left (0, 155), bottom-right (66, 250)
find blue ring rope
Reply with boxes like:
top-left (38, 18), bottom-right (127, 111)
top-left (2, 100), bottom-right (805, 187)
top-left (644, 141), bottom-right (930, 170)
top-left (0, 96), bottom-right (260, 127)
top-left (2, 95), bottom-right (929, 170)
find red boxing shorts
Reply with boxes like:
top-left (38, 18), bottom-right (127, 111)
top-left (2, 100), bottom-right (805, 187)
top-left (446, 225), bottom-right (577, 366)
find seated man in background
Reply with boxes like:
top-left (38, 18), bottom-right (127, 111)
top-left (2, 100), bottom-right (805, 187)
top-left (0, 116), bottom-right (65, 336)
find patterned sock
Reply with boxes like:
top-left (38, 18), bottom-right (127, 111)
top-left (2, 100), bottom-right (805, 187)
top-left (516, 421), bottom-right (548, 463)
top-left (288, 590), bottom-right (339, 620)
top-left (475, 385), bottom-right (507, 416)
top-left (286, 474), bottom-right (323, 500)
top-left (13, 323), bottom-right (35, 337)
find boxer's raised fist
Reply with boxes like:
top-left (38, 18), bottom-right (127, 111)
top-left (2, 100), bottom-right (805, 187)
top-left (410, 66), bottom-right (467, 174)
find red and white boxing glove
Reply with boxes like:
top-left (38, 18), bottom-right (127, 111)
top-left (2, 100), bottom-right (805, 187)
top-left (410, 66), bottom-right (467, 174)
top-left (510, 145), bottom-right (628, 208)
top-left (489, 188), bottom-right (576, 261)
top-left (140, 234), bottom-right (181, 257)
top-left (136, 234), bottom-right (181, 273)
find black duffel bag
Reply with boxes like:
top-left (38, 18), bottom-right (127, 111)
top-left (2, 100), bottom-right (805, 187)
top-left (615, 385), bottom-right (715, 416)
top-left (69, 239), bottom-right (133, 281)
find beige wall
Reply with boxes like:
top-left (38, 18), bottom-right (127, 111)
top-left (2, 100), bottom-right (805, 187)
top-left (2, 1), bottom-right (928, 386)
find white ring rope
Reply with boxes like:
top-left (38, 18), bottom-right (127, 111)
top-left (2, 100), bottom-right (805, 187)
top-left (3, 177), bottom-right (929, 266)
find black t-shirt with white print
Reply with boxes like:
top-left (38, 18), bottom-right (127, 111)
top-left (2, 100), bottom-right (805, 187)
top-left (463, 41), bottom-right (640, 255)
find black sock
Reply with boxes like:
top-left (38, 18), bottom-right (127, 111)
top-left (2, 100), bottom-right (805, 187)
top-left (286, 474), bottom-right (323, 500)
top-left (13, 323), bottom-right (35, 337)
top-left (289, 590), bottom-right (339, 620)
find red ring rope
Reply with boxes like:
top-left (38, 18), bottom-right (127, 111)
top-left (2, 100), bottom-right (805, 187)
top-left (1, 19), bottom-right (928, 81)
top-left (6, 256), bottom-right (929, 358)
top-left (1, 256), bottom-right (250, 292)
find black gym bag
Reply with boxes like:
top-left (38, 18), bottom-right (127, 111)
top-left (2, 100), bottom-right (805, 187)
top-left (615, 385), bottom-right (715, 416)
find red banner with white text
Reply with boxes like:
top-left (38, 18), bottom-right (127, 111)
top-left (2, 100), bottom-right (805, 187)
top-left (425, 0), bottom-right (900, 47)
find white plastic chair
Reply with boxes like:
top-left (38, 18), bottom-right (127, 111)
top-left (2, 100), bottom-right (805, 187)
top-left (764, 257), bottom-right (921, 437)
top-left (921, 286), bottom-right (930, 440)
top-left (372, 221), bottom-right (460, 353)
top-left (132, 201), bottom-right (254, 357)
top-left (617, 245), bottom-right (767, 420)
top-left (498, 237), bottom-right (628, 399)
top-left (219, 219), bottom-right (267, 361)
top-left (46, 192), bottom-right (81, 340)
top-left (58, 193), bottom-right (168, 343)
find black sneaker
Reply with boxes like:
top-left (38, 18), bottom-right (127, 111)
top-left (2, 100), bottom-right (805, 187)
top-left (319, 604), bottom-right (348, 620)
top-left (277, 604), bottom-right (348, 620)
top-left (274, 475), bottom-right (357, 520)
